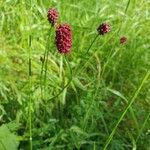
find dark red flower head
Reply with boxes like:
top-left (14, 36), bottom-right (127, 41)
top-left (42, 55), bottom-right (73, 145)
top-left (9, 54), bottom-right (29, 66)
top-left (120, 36), bottom-right (127, 44)
top-left (55, 24), bottom-right (72, 53)
top-left (47, 8), bottom-right (58, 26)
top-left (97, 23), bottom-right (110, 35)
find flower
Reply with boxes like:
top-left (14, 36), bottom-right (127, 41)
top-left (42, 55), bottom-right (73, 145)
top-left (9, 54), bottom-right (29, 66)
top-left (47, 8), bottom-right (59, 26)
top-left (120, 36), bottom-right (127, 44)
top-left (97, 23), bottom-right (110, 35)
top-left (55, 24), bottom-right (72, 53)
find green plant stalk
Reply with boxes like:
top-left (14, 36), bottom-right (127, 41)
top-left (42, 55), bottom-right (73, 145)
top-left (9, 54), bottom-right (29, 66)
top-left (125, 0), bottom-right (131, 13)
top-left (28, 0), bottom-right (32, 149)
top-left (75, 33), bottom-right (99, 75)
top-left (101, 47), bottom-right (146, 134)
top-left (43, 48), bottom-right (50, 98)
top-left (103, 70), bottom-right (150, 150)
top-left (82, 54), bottom-right (102, 131)
top-left (28, 39), bottom-right (32, 150)
top-left (75, 30), bottom-right (118, 76)
top-left (85, 34), bottom-right (99, 54)
top-left (100, 47), bottom-right (119, 79)
top-left (0, 140), bottom-right (7, 150)
top-left (135, 111), bottom-right (150, 142)
top-left (117, 0), bottom-right (131, 34)
top-left (40, 26), bottom-right (52, 100)
top-left (58, 55), bottom-right (64, 122)
top-left (47, 56), bottom-right (72, 102)
top-left (93, 142), bottom-right (96, 150)
top-left (101, 44), bottom-right (141, 133)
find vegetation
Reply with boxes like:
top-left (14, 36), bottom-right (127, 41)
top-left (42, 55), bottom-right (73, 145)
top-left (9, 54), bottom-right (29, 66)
top-left (0, 0), bottom-right (150, 149)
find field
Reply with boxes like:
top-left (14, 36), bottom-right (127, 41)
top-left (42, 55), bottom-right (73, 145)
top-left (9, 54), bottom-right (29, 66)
top-left (0, 0), bottom-right (150, 149)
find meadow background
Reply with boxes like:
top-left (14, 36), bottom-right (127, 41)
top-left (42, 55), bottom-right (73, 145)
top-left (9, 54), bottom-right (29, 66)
top-left (0, 0), bottom-right (150, 149)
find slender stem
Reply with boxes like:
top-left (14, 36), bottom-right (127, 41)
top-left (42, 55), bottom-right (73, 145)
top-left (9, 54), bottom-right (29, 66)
top-left (125, 0), bottom-right (131, 13)
top-left (103, 70), bottom-right (150, 150)
top-left (29, 53), bottom-right (32, 150)
top-left (40, 26), bottom-right (52, 100)
top-left (43, 48), bottom-right (49, 97)
top-left (47, 55), bottom-right (72, 102)
top-left (58, 55), bottom-right (64, 123)
top-left (28, 0), bottom-right (32, 149)
top-left (74, 34), bottom-right (99, 77)
top-left (0, 140), bottom-right (7, 150)
top-left (75, 30), bottom-right (118, 77)
top-left (82, 54), bottom-right (102, 130)
top-left (100, 47), bottom-right (120, 79)
top-left (117, 0), bottom-right (131, 34)
top-left (40, 51), bottom-right (46, 100)
top-left (64, 55), bottom-right (72, 89)
top-left (85, 34), bottom-right (99, 54)
top-left (28, 26), bottom-right (33, 150)
top-left (135, 111), bottom-right (150, 142)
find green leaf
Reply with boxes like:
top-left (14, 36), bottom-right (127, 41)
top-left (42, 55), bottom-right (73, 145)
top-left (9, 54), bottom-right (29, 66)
top-left (0, 124), bottom-right (19, 150)
top-left (107, 88), bottom-right (127, 102)
top-left (73, 78), bottom-right (87, 91)
top-left (70, 126), bottom-right (88, 136)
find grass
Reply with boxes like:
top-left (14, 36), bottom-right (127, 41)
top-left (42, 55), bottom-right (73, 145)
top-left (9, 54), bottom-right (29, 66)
top-left (0, 0), bottom-right (150, 149)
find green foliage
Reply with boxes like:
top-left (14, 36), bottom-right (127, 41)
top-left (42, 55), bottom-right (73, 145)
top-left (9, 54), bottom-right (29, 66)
top-left (0, 0), bottom-right (150, 149)
top-left (0, 123), bottom-right (19, 150)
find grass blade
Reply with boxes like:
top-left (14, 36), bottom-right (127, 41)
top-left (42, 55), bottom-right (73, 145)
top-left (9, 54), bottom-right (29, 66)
top-left (103, 70), bottom-right (150, 150)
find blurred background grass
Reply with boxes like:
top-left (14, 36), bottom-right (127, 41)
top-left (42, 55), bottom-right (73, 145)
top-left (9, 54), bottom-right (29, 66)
top-left (0, 0), bottom-right (150, 149)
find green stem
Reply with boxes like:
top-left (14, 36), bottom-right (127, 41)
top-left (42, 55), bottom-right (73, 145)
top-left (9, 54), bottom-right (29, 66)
top-left (40, 52), bottom-right (46, 100)
top-left (125, 0), bottom-right (131, 13)
top-left (135, 111), bottom-right (150, 142)
top-left (100, 48), bottom-right (117, 79)
top-left (47, 55), bottom-right (72, 102)
top-left (58, 55), bottom-right (64, 122)
top-left (29, 31), bottom-right (32, 150)
top-left (43, 48), bottom-right (49, 96)
top-left (103, 70), bottom-right (150, 150)
top-left (28, 0), bottom-right (32, 149)
top-left (40, 26), bottom-right (52, 100)
top-left (75, 30), bottom-right (118, 77)
top-left (85, 34), bottom-right (99, 54)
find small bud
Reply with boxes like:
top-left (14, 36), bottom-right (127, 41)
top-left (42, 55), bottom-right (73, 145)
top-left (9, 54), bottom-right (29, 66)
top-left (47, 8), bottom-right (59, 26)
top-left (120, 36), bottom-right (127, 44)
top-left (97, 23), bottom-right (110, 35)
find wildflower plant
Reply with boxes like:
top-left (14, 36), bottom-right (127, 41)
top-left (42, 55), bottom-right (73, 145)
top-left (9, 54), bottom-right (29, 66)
top-left (0, 1), bottom-right (150, 150)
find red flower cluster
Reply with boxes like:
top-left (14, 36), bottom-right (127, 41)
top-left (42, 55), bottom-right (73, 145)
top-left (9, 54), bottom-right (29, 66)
top-left (120, 36), bottom-right (127, 44)
top-left (97, 23), bottom-right (110, 35)
top-left (47, 8), bottom-right (58, 26)
top-left (55, 24), bottom-right (72, 53)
